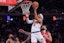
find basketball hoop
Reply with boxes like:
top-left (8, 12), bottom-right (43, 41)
top-left (21, 1), bottom-right (32, 15)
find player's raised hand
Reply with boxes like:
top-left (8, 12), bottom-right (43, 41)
top-left (25, 14), bottom-right (30, 18)
top-left (32, 1), bottom-right (39, 10)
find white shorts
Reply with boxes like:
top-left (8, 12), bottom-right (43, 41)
top-left (31, 32), bottom-right (46, 43)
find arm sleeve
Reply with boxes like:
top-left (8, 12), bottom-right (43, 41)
top-left (26, 17), bottom-right (33, 24)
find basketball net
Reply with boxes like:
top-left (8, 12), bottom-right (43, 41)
top-left (21, 0), bottom-right (32, 15)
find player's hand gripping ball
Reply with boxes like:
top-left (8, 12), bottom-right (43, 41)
top-left (32, 1), bottom-right (39, 9)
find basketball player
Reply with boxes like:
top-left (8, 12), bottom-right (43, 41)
top-left (26, 1), bottom-right (46, 43)
top-left (41, 25), bottom-right (52, 43)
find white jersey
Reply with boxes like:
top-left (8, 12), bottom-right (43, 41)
top-left (26, 18), bottom-right (41, 32)
top-left (31, 20), bottom-right (41, 32)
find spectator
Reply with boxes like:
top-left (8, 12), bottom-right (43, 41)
top-left (6, 34), bottom-right (15, 43)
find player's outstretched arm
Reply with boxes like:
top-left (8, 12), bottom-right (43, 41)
top-left (18, 29), bottom-right (30, 35)
top-left (33, 7), bottom-right (42, 25)
top-left (19, 29), bottom-right (31, 43)
top-left (25, 14), bottom-right (33, 24)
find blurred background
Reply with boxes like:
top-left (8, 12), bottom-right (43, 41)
top-left (0, 0), bottom-right (64, 43)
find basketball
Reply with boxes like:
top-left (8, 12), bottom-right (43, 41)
top-left (32, 1), bottom-right (39, 7)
